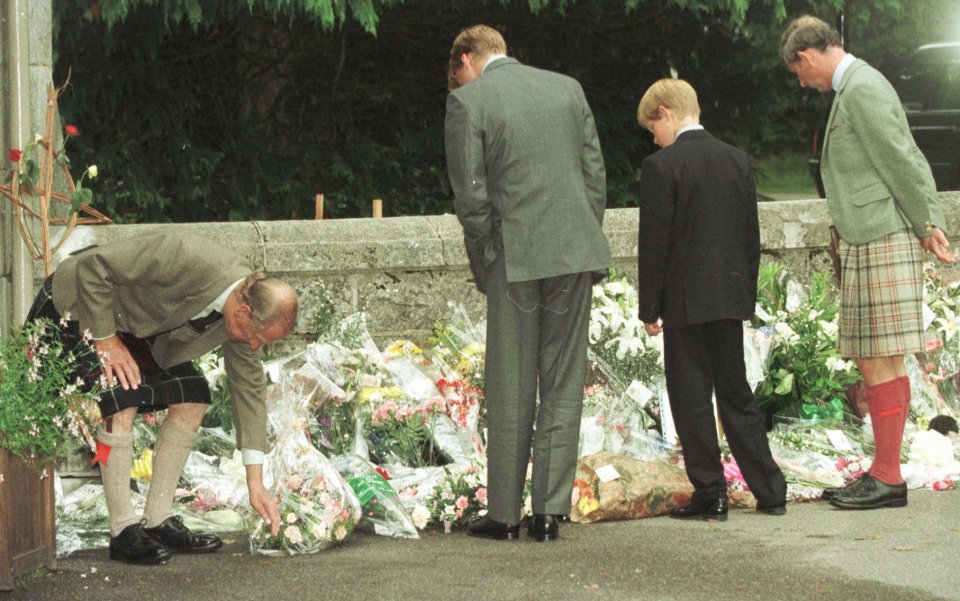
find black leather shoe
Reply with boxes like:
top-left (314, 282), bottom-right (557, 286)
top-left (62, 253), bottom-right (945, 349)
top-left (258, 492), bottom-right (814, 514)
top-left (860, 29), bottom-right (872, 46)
top-left (144, 516), bottom-right (223, 553)
top-left (822, 473), bottom-right (870, 501)
top-left (669, 496), bottom-right (728, 521)
top-left (109, 522), bottom-right (172, 566)
top-left (756, 503), bottom-right (787, 516)
top-left (527, 514), bottom-right (559, 542)
top-left (467, 516), bottom-right (520, 540)
top-left (829, 474), bottom-right (907, 510)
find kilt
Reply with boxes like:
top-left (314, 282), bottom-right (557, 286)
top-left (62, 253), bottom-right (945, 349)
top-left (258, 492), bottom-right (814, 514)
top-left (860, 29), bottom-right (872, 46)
top-left (26, 275), bottom-right (211, 418)
top-left (838, 229), bottom-right (925, 359)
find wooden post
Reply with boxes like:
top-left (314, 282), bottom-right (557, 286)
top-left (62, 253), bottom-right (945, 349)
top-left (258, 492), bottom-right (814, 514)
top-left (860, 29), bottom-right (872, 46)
top-left (315, 194), bottom-right (324, 220)
top-left (0, 451), bottom-right (57, 590)
top-left (372, 198), bottom-right (383, 218)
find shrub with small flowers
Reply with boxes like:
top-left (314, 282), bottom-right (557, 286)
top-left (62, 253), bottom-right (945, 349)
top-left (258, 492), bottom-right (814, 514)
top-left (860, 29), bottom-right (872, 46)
top-left (0, 317), bottom-right (101, 469)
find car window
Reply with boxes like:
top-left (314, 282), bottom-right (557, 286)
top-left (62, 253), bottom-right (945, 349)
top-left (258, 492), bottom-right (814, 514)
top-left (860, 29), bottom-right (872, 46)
top-left (940, 61), bottom-right (960, 110)
top-left (898, 57), bottom-right (941, 110)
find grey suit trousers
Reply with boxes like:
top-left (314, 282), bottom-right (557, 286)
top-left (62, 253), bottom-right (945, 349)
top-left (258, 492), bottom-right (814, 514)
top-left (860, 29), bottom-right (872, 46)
top-left (483, 249), bottom-right (593, 525)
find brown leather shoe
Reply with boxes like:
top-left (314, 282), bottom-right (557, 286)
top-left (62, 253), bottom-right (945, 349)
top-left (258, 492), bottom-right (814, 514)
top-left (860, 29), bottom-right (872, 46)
top-left (144, 516), bottom-right (223, 553)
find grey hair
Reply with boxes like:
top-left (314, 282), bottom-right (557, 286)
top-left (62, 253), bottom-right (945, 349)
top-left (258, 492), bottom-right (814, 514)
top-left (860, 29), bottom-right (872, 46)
top-left (236, 272), bottom-right (298, 334)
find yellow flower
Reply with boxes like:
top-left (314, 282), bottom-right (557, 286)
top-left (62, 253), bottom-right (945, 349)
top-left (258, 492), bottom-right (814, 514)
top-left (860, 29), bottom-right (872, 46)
top-left (577, 496), bottom-right (600, 516)
top-left (385, 340), bottom-right (423, 356)
top-left (130, 449), bottom-right (153, 481)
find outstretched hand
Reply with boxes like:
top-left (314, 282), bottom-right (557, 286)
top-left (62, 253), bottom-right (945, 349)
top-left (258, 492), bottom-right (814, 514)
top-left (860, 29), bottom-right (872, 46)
top-left (94, 335), bottom-right (141, 390)
top-left (921, 227), bottom-right (958, 264)
top-left (247, 466), bottom-right (280, 536)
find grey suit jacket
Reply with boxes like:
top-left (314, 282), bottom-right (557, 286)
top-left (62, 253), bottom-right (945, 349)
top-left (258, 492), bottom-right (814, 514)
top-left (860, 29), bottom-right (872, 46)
top-left (444, 58), bottom-right (612, 288)
top-left (822, 59), bottom-right (946, 244)
top-left (52, 232), bottom-right (269, 452)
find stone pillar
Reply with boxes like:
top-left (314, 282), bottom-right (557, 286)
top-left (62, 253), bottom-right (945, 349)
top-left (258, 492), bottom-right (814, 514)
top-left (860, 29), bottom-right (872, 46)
top-left (1, 0), bottom-right (52, 337)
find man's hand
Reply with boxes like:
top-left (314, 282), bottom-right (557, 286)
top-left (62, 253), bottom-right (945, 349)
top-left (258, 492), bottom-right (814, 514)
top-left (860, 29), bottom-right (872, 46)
top-left (643, 320), bottom-right (662, 337)
top-left (246, 464), bottom-right (280, 536)
top-left (921, 227), bottom-right (958, 264)
top-left (94, 335), bottom-right (140, 390)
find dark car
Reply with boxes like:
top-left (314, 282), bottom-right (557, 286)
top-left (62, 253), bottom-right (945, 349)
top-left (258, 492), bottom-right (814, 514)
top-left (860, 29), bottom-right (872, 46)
top-left (809, 42), bottom-right (960, 196)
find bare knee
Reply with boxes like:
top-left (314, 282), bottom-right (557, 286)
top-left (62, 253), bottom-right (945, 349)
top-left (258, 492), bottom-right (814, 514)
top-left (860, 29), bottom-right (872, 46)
top-left (855, 356), bottom-right (906, 386)
top-left (165, 403), bottom-right (208, 432)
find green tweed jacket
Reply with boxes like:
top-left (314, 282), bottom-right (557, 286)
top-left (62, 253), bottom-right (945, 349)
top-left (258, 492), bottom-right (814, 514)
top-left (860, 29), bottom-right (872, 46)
top-left (822, 59), bottom-right (946, 245)
top-left (52, 232), bottom-right (269, 452)
top-left (445, 57), bottom-right (612, 287)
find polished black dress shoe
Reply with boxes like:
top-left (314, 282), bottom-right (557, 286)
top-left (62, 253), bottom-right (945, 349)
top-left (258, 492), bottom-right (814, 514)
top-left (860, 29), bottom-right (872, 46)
top-left (755, 503), bottom-right (787, 516)
top-left (669, 496), bottom-right (728, 521)
top-left (109, 522), bottom-right (172, 565)
top-left (144, 516), bottom-right (223, 553)
top-left (467, 516), bottom-right (520, 540)
top-left (829, 474), bottom-right (907, 510)
top-left (527, 514), bottom-right (559, 542)
top-left (822, 473), bottom-right (870, 501)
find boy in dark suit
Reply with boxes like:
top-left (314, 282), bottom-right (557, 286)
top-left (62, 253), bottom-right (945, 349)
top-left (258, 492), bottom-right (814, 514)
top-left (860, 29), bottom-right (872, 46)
top-left (636, 78), bottom-right (786, 520)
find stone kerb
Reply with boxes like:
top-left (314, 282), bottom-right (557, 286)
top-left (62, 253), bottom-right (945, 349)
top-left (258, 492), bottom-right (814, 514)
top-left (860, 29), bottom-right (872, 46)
top-left (46, 193), bottom-right (960, 346)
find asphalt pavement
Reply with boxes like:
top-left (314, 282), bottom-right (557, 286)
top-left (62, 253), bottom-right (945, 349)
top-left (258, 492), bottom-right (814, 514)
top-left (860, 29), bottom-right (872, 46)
top-left (6, 490), bottom-right (959, 601)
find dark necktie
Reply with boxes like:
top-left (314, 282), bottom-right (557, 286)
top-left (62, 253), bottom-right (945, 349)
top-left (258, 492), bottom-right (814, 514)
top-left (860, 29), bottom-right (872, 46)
top-left (188, 310), bottom-right (223, 333)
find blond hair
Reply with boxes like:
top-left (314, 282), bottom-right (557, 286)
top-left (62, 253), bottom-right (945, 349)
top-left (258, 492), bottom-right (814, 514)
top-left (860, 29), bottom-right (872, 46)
top-left (637, 78), bottom-right (701, 127)
top-left (448, 25), bottom-right (508, 90)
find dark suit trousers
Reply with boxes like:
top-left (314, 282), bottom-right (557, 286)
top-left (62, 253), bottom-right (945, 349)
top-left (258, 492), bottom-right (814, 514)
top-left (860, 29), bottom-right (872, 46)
top-left (483, 253), bottom-right (593, 525)
top-left (663, 320), bottom-right (786, 507)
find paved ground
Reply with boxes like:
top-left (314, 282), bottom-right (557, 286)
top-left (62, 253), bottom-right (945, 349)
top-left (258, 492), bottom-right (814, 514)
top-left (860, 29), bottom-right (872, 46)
top-left (6, 490), bottom-right (959, 601)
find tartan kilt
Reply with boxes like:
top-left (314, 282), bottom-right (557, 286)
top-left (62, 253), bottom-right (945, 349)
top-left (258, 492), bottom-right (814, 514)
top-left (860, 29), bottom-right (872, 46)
top-left (26, 275), bottom-right (211, 418)
top-left (838, 229), bottom-right (925, 359)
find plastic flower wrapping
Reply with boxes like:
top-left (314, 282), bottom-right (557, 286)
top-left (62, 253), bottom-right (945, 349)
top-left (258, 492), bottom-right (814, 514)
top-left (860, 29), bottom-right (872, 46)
top-left (249, 358), bottom-right (362, 556)
top-left (48, 263), bottom-right (960, 557)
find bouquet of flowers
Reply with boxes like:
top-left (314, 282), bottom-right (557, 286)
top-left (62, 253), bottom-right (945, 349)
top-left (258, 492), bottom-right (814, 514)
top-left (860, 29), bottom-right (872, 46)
top-left (588, 270), bottom-right (664, 428)
top-left (753, 264), bottom-right (861, 420)
top-left (332, 454), bottom-right (420, 539)
top-left (250, 361), bottom-right (361, 556)
top-left (426, 461), bottom-right (491, 532)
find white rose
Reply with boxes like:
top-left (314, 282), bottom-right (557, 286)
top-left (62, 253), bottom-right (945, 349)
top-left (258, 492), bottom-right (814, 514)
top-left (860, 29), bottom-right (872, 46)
top-left (411, 505), bottom-right (431, 529)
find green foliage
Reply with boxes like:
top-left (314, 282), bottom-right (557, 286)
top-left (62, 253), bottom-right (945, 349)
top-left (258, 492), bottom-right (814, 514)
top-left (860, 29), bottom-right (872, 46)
top-left (0, 319), bottom-right (102, 468)
top-left (754, 264), bottom-right (861, 420)
top-left (51, 0), bottom-right (919, 222)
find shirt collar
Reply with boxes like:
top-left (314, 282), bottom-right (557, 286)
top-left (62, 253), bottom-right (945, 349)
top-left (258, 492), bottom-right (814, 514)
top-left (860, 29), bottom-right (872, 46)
top-left (482, 54), bottom-right (507, 74)
top-left (833, 53), bottom-right (856, 91)
top-left (193, 278), bottom-right (243, 320)
top-left (677, 124), bottom-right (705, 138)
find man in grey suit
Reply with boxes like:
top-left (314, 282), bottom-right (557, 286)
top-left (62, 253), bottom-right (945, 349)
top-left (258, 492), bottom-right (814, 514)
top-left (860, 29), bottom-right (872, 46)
top-left (444, 25), bottom-right (611, 541)
top-left (27, 232), bottom-right (297, 564)
top-left (781, 16), bottom-right (955, 510)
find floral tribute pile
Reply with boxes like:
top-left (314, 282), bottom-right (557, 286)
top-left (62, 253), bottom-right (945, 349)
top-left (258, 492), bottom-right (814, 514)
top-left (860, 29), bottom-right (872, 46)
top-left (53, 265), bottom-right (960, 557)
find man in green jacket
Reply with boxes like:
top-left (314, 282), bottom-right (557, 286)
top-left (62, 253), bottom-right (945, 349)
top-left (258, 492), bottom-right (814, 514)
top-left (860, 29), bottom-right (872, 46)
top-left (444, 25), bottom-right (611, 541)
top-left (27, 232), bottom-right (296, 563)
top-left (781, 16), bottom-right (956, 510)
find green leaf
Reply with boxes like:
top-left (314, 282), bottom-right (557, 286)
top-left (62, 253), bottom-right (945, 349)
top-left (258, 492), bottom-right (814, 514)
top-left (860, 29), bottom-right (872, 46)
top-left (773, 372), bottom-right (794, 395)
top-left (71, 187), bottom-right (93, 213)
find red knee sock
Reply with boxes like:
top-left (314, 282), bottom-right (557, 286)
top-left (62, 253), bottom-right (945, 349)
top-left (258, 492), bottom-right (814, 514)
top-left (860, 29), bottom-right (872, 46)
top-left (866, 376), bottom-right (911, 485)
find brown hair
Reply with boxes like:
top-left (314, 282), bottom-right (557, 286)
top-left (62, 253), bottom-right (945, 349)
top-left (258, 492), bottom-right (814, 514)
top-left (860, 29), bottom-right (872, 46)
top-left (637, 78), bottom-right (701, 126)
top-left (448, 24), bottom-right (507, 90)
top-left (236, 272), bottom-right (298, 335)
top-left (780, 15), bottom-right (842, 64)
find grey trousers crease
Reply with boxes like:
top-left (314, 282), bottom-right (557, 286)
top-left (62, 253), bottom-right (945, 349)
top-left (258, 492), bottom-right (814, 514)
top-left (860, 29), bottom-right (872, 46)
top-left (483, 253), bottom-right (593, 525)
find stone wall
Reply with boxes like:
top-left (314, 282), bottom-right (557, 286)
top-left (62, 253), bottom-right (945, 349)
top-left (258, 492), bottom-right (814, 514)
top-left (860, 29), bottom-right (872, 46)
top-left (44, 193), bottom-right (960, 348)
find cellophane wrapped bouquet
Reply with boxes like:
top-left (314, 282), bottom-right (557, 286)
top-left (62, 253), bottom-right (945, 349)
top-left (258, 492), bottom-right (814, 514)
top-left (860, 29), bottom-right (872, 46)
top-left (249, 356), bottom-right (362, 556)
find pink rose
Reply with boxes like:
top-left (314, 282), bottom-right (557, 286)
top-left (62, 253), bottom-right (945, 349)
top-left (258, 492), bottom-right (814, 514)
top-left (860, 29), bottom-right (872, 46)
top-left (455, 495), bottom-right (469, 510)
